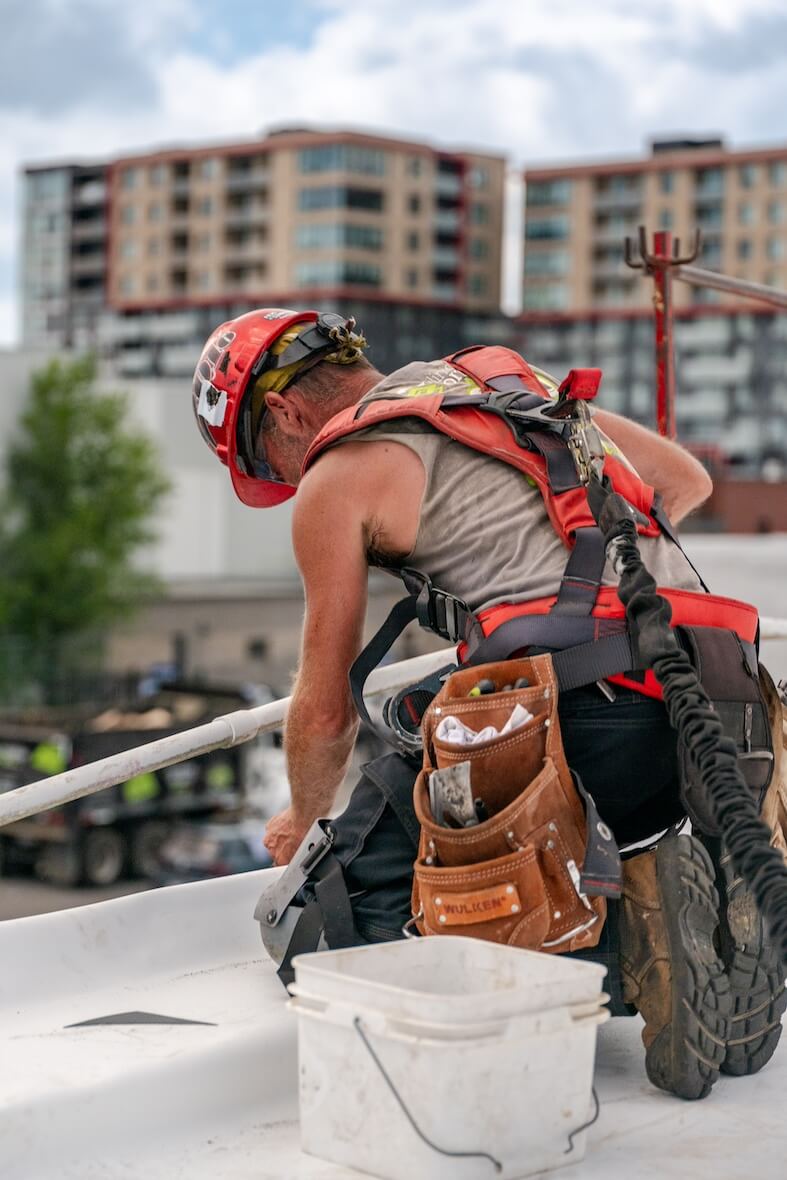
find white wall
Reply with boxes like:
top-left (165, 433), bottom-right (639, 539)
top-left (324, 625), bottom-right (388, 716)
top-left (0, 351), bottom-right (300, 588)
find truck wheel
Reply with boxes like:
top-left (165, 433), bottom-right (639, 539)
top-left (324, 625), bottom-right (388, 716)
top-left (130, 820), bottom-right (171, 879)
top-left (35, 842), bottom-right (83, 887)
top-left (83, 828), bottom-right (127, 887)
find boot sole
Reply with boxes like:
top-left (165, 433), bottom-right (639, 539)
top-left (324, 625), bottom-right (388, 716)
top-left (645, 834), bottom-right (732, 1101)
top-left (713, 847), bottom-right (786, 1076)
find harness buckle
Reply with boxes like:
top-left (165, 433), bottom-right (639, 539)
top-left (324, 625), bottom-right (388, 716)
top-left (401, 567), bottom-right (472, 643)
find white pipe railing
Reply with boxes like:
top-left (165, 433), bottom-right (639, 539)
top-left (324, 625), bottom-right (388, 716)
top-left (1, 620), bottom-right (785, 830)
top-left (0, 649), bottom-right (452, 829)
top-left (674, 264), bottom-right (787, 311)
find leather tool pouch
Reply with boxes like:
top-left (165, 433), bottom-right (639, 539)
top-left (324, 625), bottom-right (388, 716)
top-left (676, 626), bottom-right (775, 836)
top-left (411, 653), bottom-right (620, 954)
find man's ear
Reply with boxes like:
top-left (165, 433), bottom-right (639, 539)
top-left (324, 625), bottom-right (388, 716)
top-left (265, 390), bottom-right (305, 436)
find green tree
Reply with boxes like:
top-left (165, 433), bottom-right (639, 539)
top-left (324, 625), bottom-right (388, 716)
top-left (0, 356), bottom-right (170, 700)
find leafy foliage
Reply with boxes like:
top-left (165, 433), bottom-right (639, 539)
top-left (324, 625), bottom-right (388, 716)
top-left (0, 357), bottom-right (170, 696)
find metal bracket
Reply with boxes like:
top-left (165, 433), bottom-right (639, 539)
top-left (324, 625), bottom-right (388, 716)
top-left (253, 817), bottom-right (335, 929)
top-left (624, 224), bottom-right (701, 272)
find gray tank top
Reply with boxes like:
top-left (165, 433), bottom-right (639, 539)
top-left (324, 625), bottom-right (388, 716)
top-left (331, 360), bottom-right (703, 613)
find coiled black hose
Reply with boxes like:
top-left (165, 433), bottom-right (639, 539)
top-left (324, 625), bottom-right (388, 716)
top-left (588, 480), bottom-right (787, 967)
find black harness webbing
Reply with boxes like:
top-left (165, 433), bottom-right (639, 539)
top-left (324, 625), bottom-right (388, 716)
top-left (276, 851), bottom-right (363, 988)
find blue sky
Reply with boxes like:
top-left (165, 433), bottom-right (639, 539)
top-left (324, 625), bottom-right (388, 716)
top-left (2, 0), bottom-right (787, 345)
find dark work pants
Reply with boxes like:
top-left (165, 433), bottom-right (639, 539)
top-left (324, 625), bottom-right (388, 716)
top-left (331, 686), bottom-right (683, 1013)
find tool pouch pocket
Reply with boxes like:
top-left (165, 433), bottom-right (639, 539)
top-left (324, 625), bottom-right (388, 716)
top-left (412, 654), bottom-right (616, 953)
top-left (676, 625), bottom-right (775, 836)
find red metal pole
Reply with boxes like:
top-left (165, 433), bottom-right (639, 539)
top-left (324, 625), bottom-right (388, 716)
top-left (652, 230), bottom-right (677, 439)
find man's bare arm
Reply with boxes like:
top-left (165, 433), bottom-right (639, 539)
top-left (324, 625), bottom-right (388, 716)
top-left (594, 409), bottom-right (713, 523)
top-left (284, 455), bottom-right (370, 830)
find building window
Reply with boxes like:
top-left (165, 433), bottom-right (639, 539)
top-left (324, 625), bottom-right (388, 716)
top-left (694, 203), bottom-right (723, 229)
top-left (738, 163), bottom-right (757, 188)
top-left (146, 274), bottom-right (160, 292)
top-left (469, 166), bottom-right (489, 190)
top-left (408, 193), bottom-right (421, 214)
top-left (119, 239), bottom-right (137, 259)
top-left (470, 202), bottom-right (489, 225)
top-left (695, 167), bottom-right (724, 196)
top-left (147, 237), bottom-right (161, 256)
top-left (197, 196), bottom-right (214, 216)
top-left (525, 216), bottom-right (569, 241)
top-left (522, 284), bottom-right (568, 311)
top-left (737, 239), bottom-right (752, 261)
top-left (119, 275), bottom-right (135, 295)
top-left (524, 249), bottom-right (568, 276)
top-left (119, 167), bottom-right (139, 191)
top-left (406, 156), bottom-right (423, 177)
top-left (198, 158), bottom-right (218, 180)
top-left (405, 268), bottom-right (419, 288)
top-left (298, 145), bottom-right (386, 175)
top-left (700, 239), bottom-right (722, 267)
top-left (469, 236), bottom-right (489, 260)
top-left (196, 269), bottom-right (213, 289)
top-left (738, 201), bottom-right (755, 226)
top-left (295, 223), bottom-right (383, 250)
top-left (526, 179), bottom-right (572, 206)
top-left (659, 172), bottom-right (674, 195)
top-left (120, 204), bottom-right (136, 225)
top-left (768, 161), bottom-right (787, 187)
top-left (148, 202), bottom-right (163, 222)
top-left (407, 230), bottom-right (420, 251)
top-left (468, 273), bottom-right (488, 296)
top-left (768, 200), bottom-right (785, 225)
top-left (658, 209), bottom-right (673, 229)
top-left (149, 164), bottom-right (167, 186)
top-left (298, 186), bottom-right (384, 212)
top-left (196, 232), bottom-right (212, 251)
top-left (295, 260), bottom-right (382, 287)
top-left (766, 237), bottom-right (784, 261)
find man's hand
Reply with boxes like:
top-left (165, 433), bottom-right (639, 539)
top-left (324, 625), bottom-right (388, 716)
top-left (263, 807), bottom-right (307, 866)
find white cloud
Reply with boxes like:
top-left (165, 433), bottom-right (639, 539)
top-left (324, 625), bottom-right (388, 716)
top-left (2, 0), bottom-right (786, 344)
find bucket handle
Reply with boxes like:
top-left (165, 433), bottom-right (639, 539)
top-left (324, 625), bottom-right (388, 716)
top-left (353, 1015), bottom-right (504, 1175)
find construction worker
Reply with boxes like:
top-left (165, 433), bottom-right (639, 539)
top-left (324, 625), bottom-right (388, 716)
top-left (193, 308), bottom-right (785, 1100)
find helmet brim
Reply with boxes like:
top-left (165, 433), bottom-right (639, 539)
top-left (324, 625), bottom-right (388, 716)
top-left (230, 462), bottom-right (296, 508)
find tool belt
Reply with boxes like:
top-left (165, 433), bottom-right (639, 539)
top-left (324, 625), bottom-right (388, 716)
top-left (411, 653), bottom-right (621, 954)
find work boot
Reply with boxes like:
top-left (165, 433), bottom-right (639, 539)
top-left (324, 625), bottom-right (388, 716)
top-left (701, 836), bottom-right (786, 1076)
top-left (619, 832), bottom-right (731, 1100)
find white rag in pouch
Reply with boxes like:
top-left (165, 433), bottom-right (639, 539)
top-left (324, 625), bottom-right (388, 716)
top-left (435, 703), bottom-right (534, 747)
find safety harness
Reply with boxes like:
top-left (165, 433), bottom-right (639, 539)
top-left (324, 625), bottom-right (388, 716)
top-left (256, 345), bottom-right (777, 984)
top-left (302, 346), bottom-right (760, 750)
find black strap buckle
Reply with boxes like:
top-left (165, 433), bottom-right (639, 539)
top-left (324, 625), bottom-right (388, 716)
top-left (400, 567), bottom-right (472, 643)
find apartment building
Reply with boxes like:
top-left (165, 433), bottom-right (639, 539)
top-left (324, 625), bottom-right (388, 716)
top-left (105, 128), bottom-right (504, 315)
top-left (21, 161), bottom-right (108, 348)
top-left (522, 137), bottom-right (787, 312)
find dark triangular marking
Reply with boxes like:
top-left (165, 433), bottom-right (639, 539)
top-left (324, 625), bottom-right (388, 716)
top-left (65, 1010), bottom-right (216, 1028)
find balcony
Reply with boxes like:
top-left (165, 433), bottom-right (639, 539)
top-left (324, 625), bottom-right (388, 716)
top-left (432, 247), bottom-right (460, 268)
top-left (431, 282), bottom-right (459, 302)
top-left (225, 169), bottom-right (269, 192)
top-left (592, 220), bottom-right (639, 245)
top-left (224, 204), bottom-right (269, 227)
top-left (593, 190), bottom-right (642, 211)
top-left (70, 255), bottom-right (105, 277)
top-left (435, 172), bottom-right (463, 197)
top-left (434, 209), bottom-right (461, 233)
top-left (73, 181), bottom-right (106, 206)
top-left (71, 219), bottom-right (106, 241)
top-left (223, 241), bottom-right (268, 264)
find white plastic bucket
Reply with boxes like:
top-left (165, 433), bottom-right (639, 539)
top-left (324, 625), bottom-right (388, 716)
top-left (291, 935), bottom-right (606, 1025)
top-left (290, 938), bottom-right (608, 1180)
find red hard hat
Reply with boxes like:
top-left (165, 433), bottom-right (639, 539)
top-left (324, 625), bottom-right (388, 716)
top-left (192, 308), bottom-right (366, 508)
